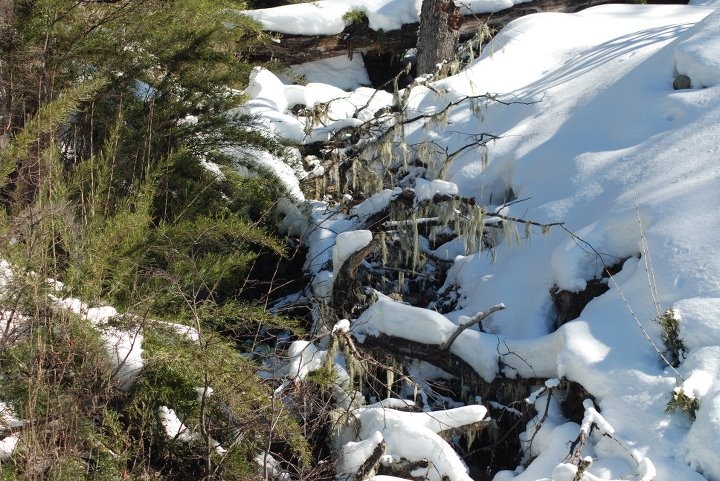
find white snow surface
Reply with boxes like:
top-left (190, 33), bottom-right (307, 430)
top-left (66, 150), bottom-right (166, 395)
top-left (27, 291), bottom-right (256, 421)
top-left (242, 0), bottom-right (535, 36)
top-left (291, 56), bottom-right (371, 90)
top-left (246, 2), bottom-right (720, 481)
top-left (336, 404), bottom-right (488, 481)
top-left (158, 406), bottom-right (226, 454)
top-left (0, 402), bottom-right (21, 461)
top-left (674, 8), bottom-right (720, 88)
top-left (333, 230), bottom-right (373, 278)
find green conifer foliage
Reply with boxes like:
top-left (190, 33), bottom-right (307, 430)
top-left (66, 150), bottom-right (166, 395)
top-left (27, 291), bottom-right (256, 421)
top-left (0, 0), bottom-right (308, 478)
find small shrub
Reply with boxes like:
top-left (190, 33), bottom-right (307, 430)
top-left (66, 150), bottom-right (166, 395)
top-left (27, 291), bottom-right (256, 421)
top-left (666, 387), bottom-right (699, 420)
top-left (123, 321), bottom-right (312, 479)
top-left (656, 309), bottom-right (686, 368)
top-left (342, 8), bottom-right (368, 26)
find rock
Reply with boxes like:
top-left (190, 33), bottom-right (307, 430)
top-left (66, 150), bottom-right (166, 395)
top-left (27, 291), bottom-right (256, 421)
top-left (673, 74), bottom-right (692, 90)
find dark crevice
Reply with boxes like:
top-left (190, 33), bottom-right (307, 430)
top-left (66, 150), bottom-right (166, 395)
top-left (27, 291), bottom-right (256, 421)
top-left (550, 258), bottom-right (629, 328)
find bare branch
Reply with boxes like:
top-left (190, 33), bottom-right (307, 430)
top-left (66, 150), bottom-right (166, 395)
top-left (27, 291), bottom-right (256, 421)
top-left (355, 438), bottom-right (386, 480)
top-left (439, 304), bottom-right (505, 351)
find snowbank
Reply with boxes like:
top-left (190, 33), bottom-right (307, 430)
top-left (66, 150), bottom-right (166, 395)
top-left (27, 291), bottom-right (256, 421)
top-left (674, 9), bottom-right (720, 88)
top-left (244, 2), bottom-right (720, 480)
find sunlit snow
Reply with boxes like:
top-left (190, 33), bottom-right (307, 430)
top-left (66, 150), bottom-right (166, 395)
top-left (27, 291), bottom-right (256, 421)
top-left (244, 1), bottom-right (720, 480)
top-left (4, 0), bottom-right (718, 478)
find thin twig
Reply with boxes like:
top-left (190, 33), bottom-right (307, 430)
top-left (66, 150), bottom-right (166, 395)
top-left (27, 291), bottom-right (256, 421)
top-left (440, 304), bottom-right (505, 351)
top-left (560, 224), bottom-right (684, 380)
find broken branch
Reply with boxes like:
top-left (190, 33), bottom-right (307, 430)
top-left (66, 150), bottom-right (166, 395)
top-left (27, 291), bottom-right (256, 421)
top-left (440, 304), bottom-right (506, 351)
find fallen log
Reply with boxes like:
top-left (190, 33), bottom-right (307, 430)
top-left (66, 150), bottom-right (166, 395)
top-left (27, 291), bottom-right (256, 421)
top-left (240, 0), bottom-right (647, 64)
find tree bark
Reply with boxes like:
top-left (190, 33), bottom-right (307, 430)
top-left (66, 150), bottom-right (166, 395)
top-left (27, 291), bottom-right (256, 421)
top-left (0, 0), bottom-right (15, 147)
top-left (332, 238), bottom-right (379, 319)
top-left (415, 0), bottom-right (462, 76)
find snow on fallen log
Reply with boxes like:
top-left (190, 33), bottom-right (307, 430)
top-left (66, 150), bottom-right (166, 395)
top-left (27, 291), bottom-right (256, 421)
top-left (354, 293), bottom-right (568, 382)
top-left (335, 402), bottom-right (488, 481)
top-left (280, 324), bottom-right (489, 481)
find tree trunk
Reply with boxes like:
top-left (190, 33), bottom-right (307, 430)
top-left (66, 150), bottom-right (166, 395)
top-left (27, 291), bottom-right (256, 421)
top-left (0, 0), bottom-right (14, 147)
top-left (415, 0), bottom-right (462, 76)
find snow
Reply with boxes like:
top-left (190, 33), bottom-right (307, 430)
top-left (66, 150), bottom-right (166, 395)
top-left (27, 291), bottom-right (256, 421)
top-left (332, 318), bottom-right (351, 334)
top-left (158, 406), bottom-right (226, 454)
top-left (685, 385), bottom-right (720, 481)
top-left (291, 56), bottom-right (371, 91)
top-left (242, 0), bottom-right (538, 35)
top-left (355, 294), bottom-right (457, 345)
top-left (0, 402), bottom-right (21, 461)
top-left (101, 327), bottom-right (144, 391)
top-left (333, 230), bottom-right (373, 278)
top-left (287, 340), bottom-right (328, 381)
top-left (580, 399), bottom-right (614, 436)
top-left (2, 0), bottom-right (715, 478)
top-left (674, 9), bottom-right (720, 88)
top-left (350, 188), bottom-right (401, 220)
top-left (0, 435), bottom-right (18, 462)
top-left (248, 0), bottom-right (720, 478)
top-left (337, 403), bottom-right (488, 481)
top-left (46, 292), bottom-right (146, 391)
top-left (336, 431), bottom-right (384, 477)
top-left (414, 178), bottom-right (459, 202)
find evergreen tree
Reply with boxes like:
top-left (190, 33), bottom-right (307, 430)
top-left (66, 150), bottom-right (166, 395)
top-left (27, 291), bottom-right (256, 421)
top-left (0, 1), bottom-right (310, 479)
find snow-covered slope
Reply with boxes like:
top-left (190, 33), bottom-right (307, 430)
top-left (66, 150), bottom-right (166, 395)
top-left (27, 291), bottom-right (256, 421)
top-left (244, 3), bottom-right (720, 481)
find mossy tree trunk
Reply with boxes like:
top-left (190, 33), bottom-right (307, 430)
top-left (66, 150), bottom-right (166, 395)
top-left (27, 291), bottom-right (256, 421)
top-left (416, 0), bottom-right (462, 75)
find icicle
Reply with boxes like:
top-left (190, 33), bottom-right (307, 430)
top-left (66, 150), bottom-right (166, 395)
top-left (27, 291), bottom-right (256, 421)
top-left (412, 211), bottom-right (420, 272)
top-left (513, 224), bottom-right (521, 245)
top-left (386, 369), bottom-right (395, 399)
top-left (350, 158), bottom-right (357, 191)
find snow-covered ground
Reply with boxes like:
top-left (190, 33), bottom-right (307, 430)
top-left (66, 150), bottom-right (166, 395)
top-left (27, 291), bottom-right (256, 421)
top-left (243, 1), bottom-right (720, 481)
top-left (242, 0), bottom-right (535, 35)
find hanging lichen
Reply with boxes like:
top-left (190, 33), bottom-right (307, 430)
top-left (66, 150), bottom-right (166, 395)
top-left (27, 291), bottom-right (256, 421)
top-left (433, 151), bottom-right (449, 179)
top-left (480, 145), bottom-right (489, 171)
top-left (400, 139), bottom-right (410, 171)
top-left (380, 230), bottom-right (388, 267)
top-left (433, 107), bottom-right (450, 130)
top-left (380, 139), bottom-right (393, 170)
top-left (461, 204), bottom-right (485, 255)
